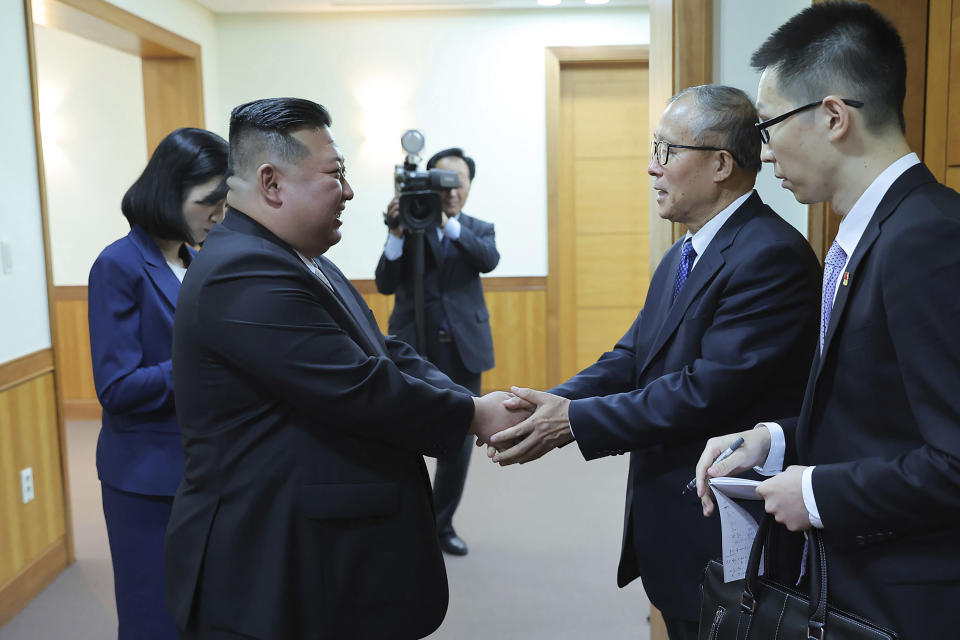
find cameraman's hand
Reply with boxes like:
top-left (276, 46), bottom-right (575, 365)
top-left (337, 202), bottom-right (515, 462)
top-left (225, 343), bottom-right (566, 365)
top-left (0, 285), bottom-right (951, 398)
top-left (385, 196), bottom-right (404, 237)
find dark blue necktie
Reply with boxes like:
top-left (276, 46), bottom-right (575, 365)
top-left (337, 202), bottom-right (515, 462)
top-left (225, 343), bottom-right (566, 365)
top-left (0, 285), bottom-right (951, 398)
top-left (672, 238), bottom-right (697, 303)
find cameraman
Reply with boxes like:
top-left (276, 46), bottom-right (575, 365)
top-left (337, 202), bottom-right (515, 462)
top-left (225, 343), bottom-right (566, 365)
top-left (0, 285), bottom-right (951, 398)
top-left (375, 148), bottom-right (499, 556)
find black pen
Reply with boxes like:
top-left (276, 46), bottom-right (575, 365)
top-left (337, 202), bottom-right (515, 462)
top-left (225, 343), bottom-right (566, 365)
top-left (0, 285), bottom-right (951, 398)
top-left (682, 436), bottom-right (745, 495)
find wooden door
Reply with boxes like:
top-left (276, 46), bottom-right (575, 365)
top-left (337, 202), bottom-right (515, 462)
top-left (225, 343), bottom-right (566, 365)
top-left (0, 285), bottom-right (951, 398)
top-left (553, 62), bottom-right (650, 382)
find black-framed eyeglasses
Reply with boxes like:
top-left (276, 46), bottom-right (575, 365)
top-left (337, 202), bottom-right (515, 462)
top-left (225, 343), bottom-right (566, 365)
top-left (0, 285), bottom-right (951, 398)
top-left (755, 98), bottom-right (864, 144)
top-left (650, 139), bottom-right (729, 166)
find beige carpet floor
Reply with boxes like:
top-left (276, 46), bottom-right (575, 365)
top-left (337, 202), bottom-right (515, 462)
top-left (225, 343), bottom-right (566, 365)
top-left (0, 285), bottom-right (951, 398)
top-left (1, 420), bottom-right (651, 639)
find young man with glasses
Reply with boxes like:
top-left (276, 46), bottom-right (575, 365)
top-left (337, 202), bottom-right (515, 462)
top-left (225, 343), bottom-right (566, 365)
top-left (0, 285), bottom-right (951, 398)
top-left (488, 84), bottom-right (820, 640)
top-left (696, 3), bottom-right (960, 638)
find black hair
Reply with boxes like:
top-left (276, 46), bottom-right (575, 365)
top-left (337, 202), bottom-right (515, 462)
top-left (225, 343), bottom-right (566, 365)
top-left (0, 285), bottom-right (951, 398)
top-left (121, 127), bottom-right (228, 244)
top-left (670, 85), bottom-right (762, 174)
top-left (427, 147), bottom-right (476, 180)
top-left (228, 98), bottom-right (332, 178)
top-left (750, 0), bottom-right (906, 133)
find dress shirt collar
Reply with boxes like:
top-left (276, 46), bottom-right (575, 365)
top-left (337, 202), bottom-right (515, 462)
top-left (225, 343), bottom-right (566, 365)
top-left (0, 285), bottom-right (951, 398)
top-left (293, 249), bottom-right (333, 290)
top-left (683, 190), bottom-right (753, 267)
top-left (834, 152), bottom-right (920, 258)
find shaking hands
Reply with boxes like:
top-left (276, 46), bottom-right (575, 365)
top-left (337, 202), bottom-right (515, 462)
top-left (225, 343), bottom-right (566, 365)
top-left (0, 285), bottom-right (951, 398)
top-left (469, 387), bottom-right (576, 467)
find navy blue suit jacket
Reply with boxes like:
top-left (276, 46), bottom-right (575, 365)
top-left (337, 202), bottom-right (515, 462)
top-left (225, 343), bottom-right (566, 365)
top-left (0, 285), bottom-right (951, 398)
top-left (374, 212), bottom-right (498, 373)
top-left (780, 164), bottom-right (960, 639)
top-left (88, 223), bottom-right (194, 496)
top-left (165, 210), bottom-right (475, 639)
top-left (551, 192), bottom-right (821, 620)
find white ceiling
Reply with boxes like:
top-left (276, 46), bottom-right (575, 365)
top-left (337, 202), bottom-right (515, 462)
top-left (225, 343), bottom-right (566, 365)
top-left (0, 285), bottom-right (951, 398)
top-left (195, 0), bottom-right (647, 13)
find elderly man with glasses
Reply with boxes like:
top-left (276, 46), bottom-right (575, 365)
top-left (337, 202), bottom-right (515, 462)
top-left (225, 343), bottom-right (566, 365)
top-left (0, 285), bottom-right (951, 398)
top-left (486, 84), bottom-right (821, 640)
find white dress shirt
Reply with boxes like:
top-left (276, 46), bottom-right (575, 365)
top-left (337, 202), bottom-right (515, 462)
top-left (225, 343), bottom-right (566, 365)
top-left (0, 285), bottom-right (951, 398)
top-left (293, 249), bottom-right (333, 290)
top-left (166, 260), bottom-right (187, 283)
top-left (757, 152), bottom-right (921, 528)
top-left (682, 190), bottom-right (753, 268)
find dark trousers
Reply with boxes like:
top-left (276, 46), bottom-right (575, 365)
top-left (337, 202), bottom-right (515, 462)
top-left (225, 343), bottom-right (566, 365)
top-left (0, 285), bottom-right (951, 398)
top-left (662, 616), bottom-right (700, 640)
top-left (101, 483), bottom-right (178, 640)
top-left (426, 331), bottom-right (481, 535)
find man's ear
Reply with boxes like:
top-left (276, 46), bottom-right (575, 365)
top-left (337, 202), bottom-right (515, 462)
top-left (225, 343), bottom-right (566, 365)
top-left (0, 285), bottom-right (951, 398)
top-left (714, 150), bottom-right (735, 183)
top-left (257, 163), bottom-right (283, 208)
top-left (822, 96), bottom-right (852, 143)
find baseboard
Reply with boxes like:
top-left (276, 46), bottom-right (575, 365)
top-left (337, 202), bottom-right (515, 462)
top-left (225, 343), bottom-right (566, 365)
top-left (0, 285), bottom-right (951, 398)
top-left (63, 398), bottom-right (101, 421)
top-left (0, 537), bottom-right (69, 629)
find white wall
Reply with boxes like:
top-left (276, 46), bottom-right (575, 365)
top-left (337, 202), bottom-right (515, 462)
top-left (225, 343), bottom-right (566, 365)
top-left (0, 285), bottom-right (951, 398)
top-left (35, 25), bottom-right (148, 287)
top-left (0, 1), bottom-right (52, 364)
top-left (106, 0), bottom-right (222, 135)
top-left (216, 8), bottom-right (649, 279)
top-left (712, 0), bottom-right (811, 236)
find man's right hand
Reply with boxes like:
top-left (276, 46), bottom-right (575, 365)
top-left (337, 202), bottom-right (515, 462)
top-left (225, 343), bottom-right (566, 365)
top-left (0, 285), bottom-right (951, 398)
top-left (385, 196), bottom-right (404, 237)
top-left (695, 425), bottom-right (772, 517)
top-left (469, 391), bottom-right (531, 446)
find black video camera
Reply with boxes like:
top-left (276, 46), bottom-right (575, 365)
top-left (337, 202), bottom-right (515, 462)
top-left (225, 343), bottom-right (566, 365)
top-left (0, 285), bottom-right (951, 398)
top-left (389, 130), bottom-right (459, 232)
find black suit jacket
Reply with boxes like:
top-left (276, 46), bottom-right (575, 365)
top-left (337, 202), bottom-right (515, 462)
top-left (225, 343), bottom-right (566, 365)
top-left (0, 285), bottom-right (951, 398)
top-left (165, 210), bottom-right (475, 640)
top-left (551, 192), bottom-right (821, 620)
top-left (780, 164), bottom-right (960, 639)
top-left (375, 212), bottom-right (498, 373)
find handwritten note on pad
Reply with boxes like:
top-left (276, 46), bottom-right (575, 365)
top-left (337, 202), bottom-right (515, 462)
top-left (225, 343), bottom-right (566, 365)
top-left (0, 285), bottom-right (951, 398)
top-left (708, 477), bottom-right (762, 582)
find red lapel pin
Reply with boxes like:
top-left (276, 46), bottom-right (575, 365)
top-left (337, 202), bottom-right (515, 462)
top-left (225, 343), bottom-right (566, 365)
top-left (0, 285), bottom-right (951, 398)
top-left (842, 272), bottom-right (850, 286)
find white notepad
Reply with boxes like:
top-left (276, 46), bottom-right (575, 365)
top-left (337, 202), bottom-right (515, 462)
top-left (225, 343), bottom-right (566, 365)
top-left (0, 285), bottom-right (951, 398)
top-left (708, 477), bottom-right (762, 582)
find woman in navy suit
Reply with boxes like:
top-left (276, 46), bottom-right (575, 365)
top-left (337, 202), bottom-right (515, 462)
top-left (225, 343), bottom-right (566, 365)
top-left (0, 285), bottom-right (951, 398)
top-left (88, 127), bottom-right (228, 639)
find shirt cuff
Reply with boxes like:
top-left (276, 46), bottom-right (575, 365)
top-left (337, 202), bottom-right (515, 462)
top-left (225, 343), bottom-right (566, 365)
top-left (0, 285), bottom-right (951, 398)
top-left (383, 234), bottom-right (405, 261)
top-left (754, 422), bottom-right (785, 476)
top-left (443, 216), bottom-right (461, 241)
top-left (802, 466), bottom-right (823, 528)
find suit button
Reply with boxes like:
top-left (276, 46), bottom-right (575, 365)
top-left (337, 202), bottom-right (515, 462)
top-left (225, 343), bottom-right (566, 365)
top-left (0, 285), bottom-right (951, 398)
top-left (855, 535), bottom-right (866, 546)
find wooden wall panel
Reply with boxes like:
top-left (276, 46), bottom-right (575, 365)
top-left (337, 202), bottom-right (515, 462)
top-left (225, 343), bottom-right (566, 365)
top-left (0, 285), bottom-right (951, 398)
top-left (948, 0), bottom-right (960, 166)
top-left (575, 233), bottom-right (650, 310)
top-left (481, 289), bottom-right (547, 393)
top-left (142, 56), bottom-right (204, 154)
top-left (0, 350), bottom-right (54, 393)
top-left (53, 297), bottom-right (95, 402)
top-left (360, 282), bottom-right (548, 394)
top-left (0, 374), bottom-right (67, 590)
top-left (925, 0), bottom-right (952, 182)
top-left (946, 167), bottom-right (960, 192)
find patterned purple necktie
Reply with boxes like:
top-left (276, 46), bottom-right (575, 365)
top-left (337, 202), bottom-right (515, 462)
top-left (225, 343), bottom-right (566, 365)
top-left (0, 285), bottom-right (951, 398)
top-left (672, 238), bottom-right (697, 303)
top-left (820, 240), bottom-right (848, 351)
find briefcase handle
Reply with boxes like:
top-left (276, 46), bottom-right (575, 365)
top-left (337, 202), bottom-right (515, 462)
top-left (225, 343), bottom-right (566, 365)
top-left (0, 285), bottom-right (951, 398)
top-left (742, 515), bottom-right (828, 640)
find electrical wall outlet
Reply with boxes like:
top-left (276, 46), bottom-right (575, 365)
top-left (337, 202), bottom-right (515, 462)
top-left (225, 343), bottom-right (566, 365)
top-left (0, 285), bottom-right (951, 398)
top-left (21, 467), bottom-right (35, 504)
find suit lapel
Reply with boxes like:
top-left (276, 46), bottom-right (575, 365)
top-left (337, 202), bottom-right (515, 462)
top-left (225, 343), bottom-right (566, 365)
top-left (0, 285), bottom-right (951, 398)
top-left (637, 196), bottom-right (755, 375)
top-left (316, 257), bottom-right (386, 357)
top-left (639, 249), bottom-right (724, 375)
top-left (812, 164), bottom-right (936, 383)
top-left (129, 224), bottom-right (180, 310)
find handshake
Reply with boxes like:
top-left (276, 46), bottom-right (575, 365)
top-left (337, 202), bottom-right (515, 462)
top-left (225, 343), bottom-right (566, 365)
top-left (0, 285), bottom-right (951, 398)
top-left (467, 388), bottom-right (576, 466)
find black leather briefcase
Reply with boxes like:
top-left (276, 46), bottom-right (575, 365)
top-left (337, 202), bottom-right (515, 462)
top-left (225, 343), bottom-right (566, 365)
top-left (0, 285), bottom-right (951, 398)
top-left (699, 515), bottom-right (898, 640)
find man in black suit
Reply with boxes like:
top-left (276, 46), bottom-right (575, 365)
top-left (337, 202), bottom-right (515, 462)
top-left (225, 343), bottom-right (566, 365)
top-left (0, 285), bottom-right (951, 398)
top-left (697, 4), bottom-right (960, 638)
top-left (376, 148), bottom-right (498, 556)
top-left (165, 98), bottom-right (522, 640)
top-left (490, 85), bottom-right (821, 640)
